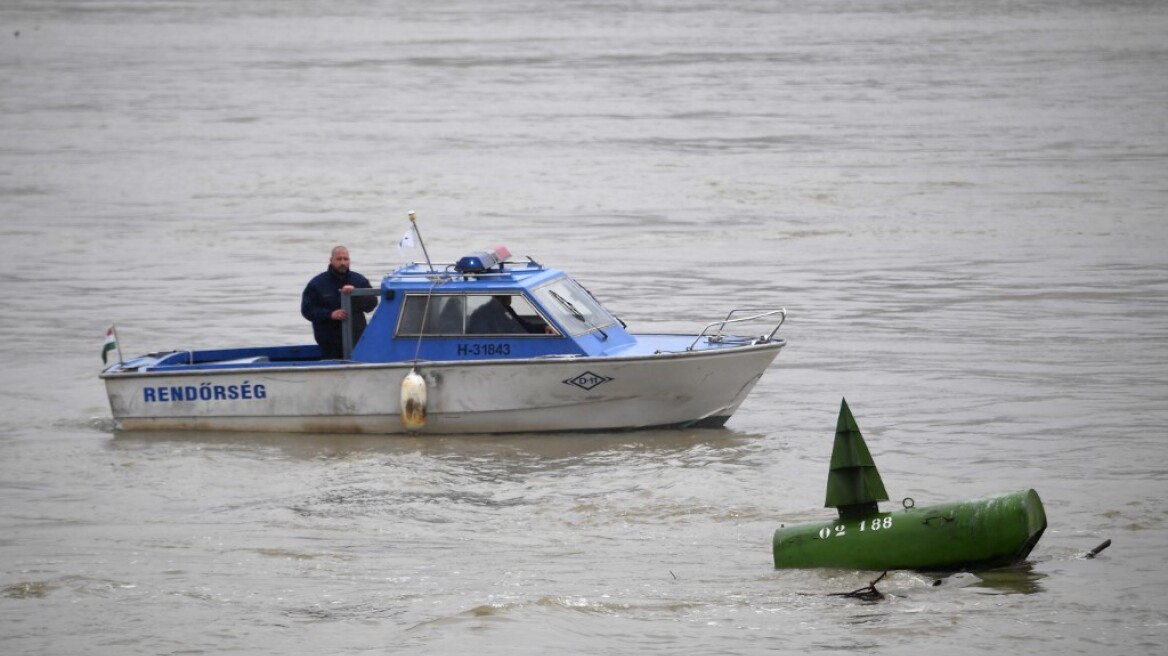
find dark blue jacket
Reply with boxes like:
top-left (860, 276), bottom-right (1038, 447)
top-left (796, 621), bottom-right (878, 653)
top-left (301, 267), bottom-right (378, 358)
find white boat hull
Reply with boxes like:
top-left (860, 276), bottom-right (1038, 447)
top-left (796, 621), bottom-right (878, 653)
top-left (103, 342), bottom-right (782, 434)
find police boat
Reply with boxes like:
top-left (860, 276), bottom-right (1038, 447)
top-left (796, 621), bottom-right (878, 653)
top-left (101, 240), bottom-right (787, 435)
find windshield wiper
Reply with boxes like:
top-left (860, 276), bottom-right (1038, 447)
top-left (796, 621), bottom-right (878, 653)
top-left (549, 290), bottom-right (585, 322)
top-left (549, 290), bottom-right (607, 340)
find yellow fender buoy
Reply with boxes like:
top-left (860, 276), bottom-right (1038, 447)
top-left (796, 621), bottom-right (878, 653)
top-left (400, 368), bottom-right (427, 431)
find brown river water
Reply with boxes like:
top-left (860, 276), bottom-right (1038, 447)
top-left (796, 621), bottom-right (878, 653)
top-left (1, 1), bottom-right (1166, 654)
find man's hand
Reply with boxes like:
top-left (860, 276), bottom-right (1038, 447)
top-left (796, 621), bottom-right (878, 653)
top-left (333, 286), bottom-right (355, 320)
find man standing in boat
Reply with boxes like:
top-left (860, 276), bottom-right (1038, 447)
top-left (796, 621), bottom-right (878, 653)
top-left (301, 245), bottom-right (378, 359)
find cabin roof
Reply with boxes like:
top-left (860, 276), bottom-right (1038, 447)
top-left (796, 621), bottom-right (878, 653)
top-left (382, 258), bottom-right (564, 292)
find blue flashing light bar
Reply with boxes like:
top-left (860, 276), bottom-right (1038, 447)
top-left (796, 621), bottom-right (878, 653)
top-left (455, 245), bottom-right (512, 273)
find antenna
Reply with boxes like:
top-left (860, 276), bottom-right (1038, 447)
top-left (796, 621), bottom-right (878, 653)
top-left (408, 211), bottom-right (435, 272)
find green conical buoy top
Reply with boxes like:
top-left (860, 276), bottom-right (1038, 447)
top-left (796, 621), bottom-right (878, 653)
top-left (825, 398), bottom-right (889, 518)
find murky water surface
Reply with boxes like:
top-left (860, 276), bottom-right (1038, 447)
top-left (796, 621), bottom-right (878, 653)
top-left (2, 1), bottom-right (1166, 654)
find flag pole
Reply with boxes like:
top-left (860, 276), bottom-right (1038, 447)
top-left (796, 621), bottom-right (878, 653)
top-left (114, 325), bottom-right (124, 364)
top-left (409, 211), bottom-right (434, 272)
top-left (104, 324), bottom-right (125, 365)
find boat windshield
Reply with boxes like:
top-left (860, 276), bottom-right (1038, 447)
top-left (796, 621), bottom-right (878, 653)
top-left (532, 277), bottom-right (617, 337)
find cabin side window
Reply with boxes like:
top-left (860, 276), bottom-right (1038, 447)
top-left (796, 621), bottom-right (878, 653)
top-left (398, 295), bottom-right (466, 336)
top-left (465, 294), bottom-right (553, 335)
top-left (397, 294), bottom-right (555, 336)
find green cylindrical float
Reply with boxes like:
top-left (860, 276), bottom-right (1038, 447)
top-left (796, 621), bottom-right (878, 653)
top-left (773, 489), bottom-right (1047, 571)
top-left (773, 398), bottom-right (1047, 572)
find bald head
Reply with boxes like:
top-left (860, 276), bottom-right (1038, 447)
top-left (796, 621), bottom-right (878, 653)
top-left (330, 246), bottom-right (351, 274)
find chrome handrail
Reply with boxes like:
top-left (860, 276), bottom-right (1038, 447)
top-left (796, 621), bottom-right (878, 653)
top-left (686, 308), bottom-right (787, 351)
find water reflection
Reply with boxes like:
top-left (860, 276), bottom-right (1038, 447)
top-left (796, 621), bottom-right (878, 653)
top-left (108, 426), bottom-right (762, 464)
top-left (964, 563), bottom-right (1047, 596)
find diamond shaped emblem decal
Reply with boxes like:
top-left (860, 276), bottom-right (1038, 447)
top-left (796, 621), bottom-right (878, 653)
top-left (563, 371), bottom-right (613, 391)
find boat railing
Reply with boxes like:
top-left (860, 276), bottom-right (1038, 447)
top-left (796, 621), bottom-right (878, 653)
top-left (686, 308), bottom-right (787, 351)
top-left (389, 260), bottom-right (544, 280)
top-left (341, 288), bottom-right (384, 359)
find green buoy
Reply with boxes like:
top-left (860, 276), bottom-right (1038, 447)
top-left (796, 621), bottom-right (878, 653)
top-left (773, 399), bottom-right (1047, 571)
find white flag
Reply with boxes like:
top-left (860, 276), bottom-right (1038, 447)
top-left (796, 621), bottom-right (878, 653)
top-left (397, 228), bottom-right (416, 256)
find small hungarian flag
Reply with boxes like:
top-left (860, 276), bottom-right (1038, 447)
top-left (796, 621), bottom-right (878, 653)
top-left (102, 326), bottom-right (118, 364)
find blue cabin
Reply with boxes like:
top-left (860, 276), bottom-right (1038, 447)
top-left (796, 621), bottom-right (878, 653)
top-left (350, 246), bottom-right (635, 363)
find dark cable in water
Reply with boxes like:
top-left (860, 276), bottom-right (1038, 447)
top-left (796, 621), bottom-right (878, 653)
top-left (1086, 539), bottom-right (1112, 558)
top-left (829, 571), bottom-right (887, 601)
